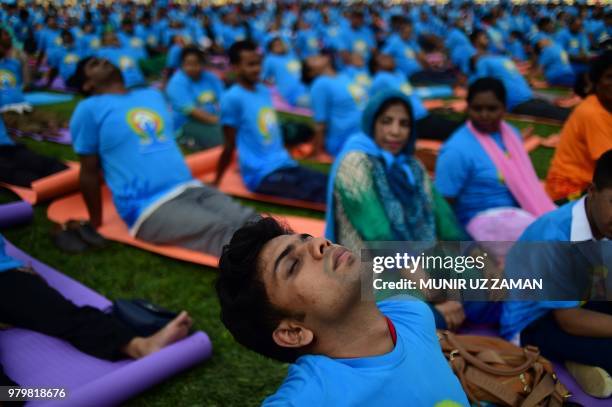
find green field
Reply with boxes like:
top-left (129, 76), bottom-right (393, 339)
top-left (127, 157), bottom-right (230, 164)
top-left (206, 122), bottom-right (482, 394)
top-left (1, 98), bottom-right (561, 406)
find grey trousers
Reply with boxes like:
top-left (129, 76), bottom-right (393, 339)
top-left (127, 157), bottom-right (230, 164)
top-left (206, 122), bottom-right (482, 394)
top-left (136, 185), bottom-right (259, 257)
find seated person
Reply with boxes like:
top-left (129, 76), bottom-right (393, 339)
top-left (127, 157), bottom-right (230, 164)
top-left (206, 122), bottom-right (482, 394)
top-left (96, 32), bottom-right (146, 89)
top-left (262, 37), bottom-right (309, 107)
top-left (117, 18), bottom-right (148, 61)
top-left (215, 217), bottom-right (470, 406)
top-left (342, 52), bottom-right (372, 91)
top-left (369, 53), bottom-right (462, 141)
top-left (46, 30), bottom-right (85, 87)
top-left (216, 40), bottom-right (327, 204)
top-left (0, 234), bottom-right (192, 388)
top-left (501, 150), bottom-right (612, 399)
top-left (435, 78), bottom-right (556, 242)
top-left (166, 46), bottom-right (223, 149)
top-left (546, 52), bottom-right (612, 202)
top-left (534, 38), bottom-right (576, 88)
top-left (555, 16), bottom-right (591, 75)
top-left (302, 53), bottom-right (366, 157)
top-left (468, 29), bottom-right (571, 122)
top-left (68, 57), bottom-right (258, 257)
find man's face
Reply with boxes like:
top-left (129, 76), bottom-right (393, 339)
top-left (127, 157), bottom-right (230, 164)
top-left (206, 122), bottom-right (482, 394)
top-left (236, 49), bottom-right (261, 84)
top-left (182, 54), bottom-right (203, 80)
top-left (258, 234), bottom-right (362, 327)
top-left (596, 66), bottom-right (612, 107)
top-left (589, 186), bottom-right (612, 239)
top-left (83, 57), bottom-right (118, 92)
top-left (400, 23), bottom-right (412, 40)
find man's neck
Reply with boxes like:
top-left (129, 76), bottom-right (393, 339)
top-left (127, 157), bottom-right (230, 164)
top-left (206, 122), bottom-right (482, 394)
top-left (322, 66), bottom-right (335, 76)
top-left (313, 302), bottom-right (394, 359)
top-left (237, 78), bottom-right (256, 91)
top-left (96, 81), bottom-right (128, 95)
top-left (585, 196), bottom-right (604, 240)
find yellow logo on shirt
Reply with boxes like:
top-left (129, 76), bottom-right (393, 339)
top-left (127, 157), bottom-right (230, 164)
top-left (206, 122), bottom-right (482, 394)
top-left (570, 39), bottom-right (578, 49)
top-left (329, 27), bottom-right (338, 37)
top-left (197, 90), bottom-right (215, 105)
top-left (286, 60), bottom-right (301, 73)
top-left (560, 51), bottom-right (569, 64)
top-left (503, 59), bottom-right (517, 72)
top-left (130, 37), bottom-right (143, 48)
top-left (404, 48), bottom-right (415, 58)
top-left (63, 53), bottom-right (79, 64)
top-left (257, 107), bottom-right (278, 143)
top-left (353, 39), bottom-right (367, 53)
top-left (54, 36), bottom-right (62, 46)
top-left (307, 37), bottom-right (318, 49)
top-left (0, 70), bottom-right (16, 88)
top-left (127, 108), bottom-right (166, 144)
top-left (400, 82), bottom-right (414, 95)
top-left (356, 73), bottom-right (371, 87)
top-left (435, 401), bottom-right (463, 407)
top-left (147, 34), bottom-right (156, 45)
top-left (90, 38), bottom-right (100, 49)
top-left (119, 56), bottom-right (135, 70)
top-left (348, 83), bottom-right (366, 106)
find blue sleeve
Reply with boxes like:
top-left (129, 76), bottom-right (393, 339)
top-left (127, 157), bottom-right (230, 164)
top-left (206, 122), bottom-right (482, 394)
top-left (473, 59), bottom-right (489, 79)
top-left (166, 74), bottom-right (194, 115)
top-left (434, 146), bottom-right (470, 198)
top-left (310, 80), bottom-right (329, 123)
top-left (70, 101), bottom-right (99, 155)
top-left (379, 299), bottom-right (437, 341)
top-left (262, 362), bottom-right (324, 406)
top-left (220, 90), bottom-right (240, 128)
top-left (262, 57), bottom-right (274, 81)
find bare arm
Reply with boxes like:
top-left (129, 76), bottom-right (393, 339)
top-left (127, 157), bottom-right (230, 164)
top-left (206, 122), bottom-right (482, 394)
top-left (79, 154), bottom-right (103, 229)
top-left (311, 122), bottom-right (326, 157)
top-left (553, 308), bottom-right (612, 338)
top-left (189, 108), bottom-right (219, 125)
top-left (214, 125), bottom-right (236, 185)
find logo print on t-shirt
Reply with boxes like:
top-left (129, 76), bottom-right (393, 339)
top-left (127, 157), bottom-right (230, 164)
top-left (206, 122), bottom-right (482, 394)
top-left (353, 39), bottom-right (367, 53)
top-left (147, 34), bottom-right (156, 45)
top-left (130, 37), bottom-right (143, 48)
top-left (197, 90), bottom-right (215, 105)
top-left (119, 56), bottom-right (135, 70)
top-left (127, 108), bottom-right (166, 145)
top-left (90, 38), bottom-right (100, 49)
top-left (560, 51), bottom-right (569, 64)
top-left (64, 53), bottom-right (79, 64)
top-left (307, 37), bottom-right (318, 49)
top-left (400, 82), bottom-right (414, 95)
top-left (348, 83), bottom-right (366, 106)
top-left (404, 48), bottom-right (415, 59)
top-left (257, 107), bottom-right (278, 144)
top-left (287, 60), bottom-right (301, 73)
top-left (54, 36), bottom-right (62, 46)
top-left (503, 59), bottom-right (517, 72)
top-left (0, 70), bottom-right (16, 89)
top-left (569, 39), bottom-right (578, 49)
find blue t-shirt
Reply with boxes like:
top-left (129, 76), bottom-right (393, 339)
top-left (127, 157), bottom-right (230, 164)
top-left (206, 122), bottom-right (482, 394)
top-left (263, 300), bottom-right (470, 407)
top-left (445, 28), bottom-right (471, 51)
top-left (507, 39), bottom-right (527, 61)
top-left (0, 57), bottom-right (25, 106)
top-left (220, 83), bottom-right (296, 190)
top-left (97, 47), bottom-right (145, 88)
top-left (500, 201), bottom-right (581, 339)
top-left (37, 27), bottom-right (62, 53)
top-left (539, 43), bottom-right (574, 83)
top-left (555, 28), bottom-right (589, 57)
top-left (370, 71), bottom-right (428, 121)
top-left (48, 47), bottom-right (84, 81)
top-left (0, 117), bottom-right (14, 146)
top-left (166, 69), bottom-right (224, 130)
top-left (295, 29), bottom-right (320, 58)
top-left (339, 25), bottom-right (375, 60)
top-left (261, 54), bottom-right (305, 106)
top-left (117, 33), bottom-right (147, 61)
top-left (70, 88), bottom-right (194, 228)
top-left (471, 55), bottom-right (533, 109)
top-left (382, 36), bottom-right (422, 77)
top-left (217, 24), bottom-right (246, 49)
top-left (0, 234), bottom-right (23, 273)
top-left (310, 73), bottom-right (365, 156)
top-left (78, 34), bottom-right (101, 57)
top-left (434, 124), bottom-right (520, 226)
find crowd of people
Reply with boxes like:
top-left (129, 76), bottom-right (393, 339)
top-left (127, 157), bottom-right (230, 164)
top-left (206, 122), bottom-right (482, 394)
top-left (0, 0), bottom-right (611, 405)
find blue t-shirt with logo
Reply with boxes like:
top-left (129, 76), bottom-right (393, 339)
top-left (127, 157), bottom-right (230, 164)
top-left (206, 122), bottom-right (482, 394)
top-left (261, 54), bottom-right (305, 106)
top-left (555, 28), bottom-right (589, 57)
top-left (0, 234), bottom-right (23, 273)
top-left (471, 55), bottom-right (533, 109)
top-left (37, 27), bottom-right (62, 53)
top-left (117, 33), bottom-right (147, 61)
top-left (539, 43), bottom-right (574, 84)
top-left (0, 58), bottom-right (25, 106)
top-left (78, 34), bottom-right (101, 56)
top-left (310, 73), bottom-right (365, 156)
top-left (48, 47), bottom-right (84, 81)
top-left (220, 83), bottom-right (296, 191)
top-left (97, 47), bottom-right (146, 88)
top-left (263, 300), bottom-right (470, 407)
top-left (295, 29), bottom-right (320, 58)
top-left (339, 25), bottom-right (375, 60)
top-left (500, 201), bottom-right (581, 339)
top-left (70, 88), bottom-right (194, 228)
top-left (434, 124), bottom-right (520, 226)
top-left (370, 71), bottom-right (428, 121)
top-left (166, 69), bottom-right (224, 130)
top-left (382, 36), bottom-right (422, 77)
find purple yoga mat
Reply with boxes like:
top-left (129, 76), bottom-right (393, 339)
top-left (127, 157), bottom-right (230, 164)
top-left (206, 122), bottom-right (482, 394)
top-left (0, 201), bottom-right (33, 228)
top-left (34, 76), bottom-right (72, 93)
top-left (11, 128), bottom-right (72, 145)
top-left (461, 324), bottom-right (609, 406)
top-left (0, 241), bottom-right (213, 406)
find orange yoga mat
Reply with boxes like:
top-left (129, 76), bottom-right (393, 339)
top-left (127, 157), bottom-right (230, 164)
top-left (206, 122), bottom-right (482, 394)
top-left (47, 187), bottom-right (325, 266)
top-left (0, 162), bottom-right (80, 204)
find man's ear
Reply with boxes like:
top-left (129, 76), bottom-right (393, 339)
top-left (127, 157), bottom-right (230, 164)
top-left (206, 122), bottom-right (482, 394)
top-left (272, 319), bottom-right (314, 349)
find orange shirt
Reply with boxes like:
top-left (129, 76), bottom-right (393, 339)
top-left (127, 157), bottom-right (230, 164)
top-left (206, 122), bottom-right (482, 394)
top-left (546, 95), bottom-right (612, 201)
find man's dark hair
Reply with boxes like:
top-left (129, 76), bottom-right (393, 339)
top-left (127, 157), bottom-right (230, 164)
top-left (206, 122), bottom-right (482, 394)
top-left (216, 217), bottom-right (303, 363)
top-left (537, 17), bottom-right (552, 31)
top-left (68, 56), bottom-right (94, 95)
top-left (593, 149), bottom-right (612, 190)
top-left (469, 28), bottom-right (485, 44)
top-left (180, 45), bottom-right (206, 64)
top-left (227, 39), bottom-right (258, 65)
top-left (467, 77), bottom-right (507, 107)
top-left (589, 51), bottom-right (612, 87)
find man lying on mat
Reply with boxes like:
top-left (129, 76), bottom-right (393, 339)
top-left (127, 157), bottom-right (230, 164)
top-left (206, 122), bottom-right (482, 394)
top-left (215, 40), bottom-right (328, 204)
top-left (216, 217), bottom-right (470, 406)
top-left (0, 235), bottom-right (193, 389)
top-left (68, 57), bottom-right (258, 257)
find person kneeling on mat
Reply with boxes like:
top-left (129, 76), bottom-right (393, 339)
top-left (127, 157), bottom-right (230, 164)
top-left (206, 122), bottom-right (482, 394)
top-left (216, 217), bottom-right (470, 406)
top-left (0, 235), bottom-right (193, 390)
top-left (68, 57), bottom-right (258, 257)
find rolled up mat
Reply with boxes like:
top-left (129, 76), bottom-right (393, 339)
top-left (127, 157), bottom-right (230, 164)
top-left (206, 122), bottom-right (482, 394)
top-left (47, 187), bottom-right (325, 266)
top-left (0, 162), bottom-right (80, 204)
top-left (0, 239), bottom-right (212, 407)
top-left (269, 87), bottom-right (313, 118)
top-left (10, 127), bottom-right (72, 145)
top-left (0, 201), bottom-right (33, 228)
top-left (414, 85), bottom-right (454, 100)
top-left (459, 323), bottom-right (610, 407)
top-left (24, 91), bottom-right (74, 106)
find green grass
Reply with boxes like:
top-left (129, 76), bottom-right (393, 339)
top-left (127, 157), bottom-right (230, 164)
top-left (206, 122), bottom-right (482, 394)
top-left (2, 99), bottom-right (561, 405)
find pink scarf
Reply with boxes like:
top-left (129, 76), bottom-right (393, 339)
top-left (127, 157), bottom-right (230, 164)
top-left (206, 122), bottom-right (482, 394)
top-left (468, 120), bottom-right (556, 217)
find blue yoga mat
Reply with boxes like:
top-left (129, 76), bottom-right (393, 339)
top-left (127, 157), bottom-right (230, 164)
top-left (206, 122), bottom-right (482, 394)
top-left (24, 92), bottom-right (74, 106)
top-left (414, 85), bottom-right (453, 100)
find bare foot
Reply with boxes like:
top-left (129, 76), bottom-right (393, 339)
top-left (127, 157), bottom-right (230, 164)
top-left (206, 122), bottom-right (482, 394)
top-left (123, 311), bottom-right (193, 358)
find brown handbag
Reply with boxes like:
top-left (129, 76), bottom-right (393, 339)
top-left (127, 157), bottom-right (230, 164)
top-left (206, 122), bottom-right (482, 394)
top-left (438, 330), bottom-right (571, 407)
